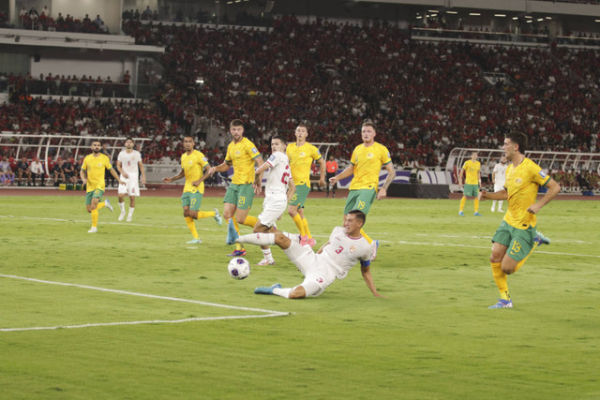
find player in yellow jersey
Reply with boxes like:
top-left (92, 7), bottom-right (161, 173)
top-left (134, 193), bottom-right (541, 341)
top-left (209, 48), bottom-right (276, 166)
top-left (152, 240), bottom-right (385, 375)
top-left (480, 132), bottom-right (560, 309)
top-left (163, 136), bottom-right (222, 244)
top-left (79, 140), bottom-right (123, 233)
top-left (329, 120), bottom-right (395, 262)
top-left (458, 152), bottom-right (482, 216)
top-left (286, 123), bottom-right (325, 247)
top-left (209, 120), bottom-right (264, 256)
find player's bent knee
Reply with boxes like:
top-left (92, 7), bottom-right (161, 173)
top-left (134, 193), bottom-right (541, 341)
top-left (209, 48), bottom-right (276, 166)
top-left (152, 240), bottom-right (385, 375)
top-left (289, 286), bottom-right (306, 299)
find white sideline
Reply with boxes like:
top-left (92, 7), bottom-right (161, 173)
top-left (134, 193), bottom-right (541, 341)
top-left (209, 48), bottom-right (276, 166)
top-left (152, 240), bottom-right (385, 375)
top-left (0, 274), bottom-right (289, 333)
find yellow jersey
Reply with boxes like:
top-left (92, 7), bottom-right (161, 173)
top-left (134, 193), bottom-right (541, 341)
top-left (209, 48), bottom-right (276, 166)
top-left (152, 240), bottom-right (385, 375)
top-left (81, 153), bottom-right (112, 192)
top-left (225, 137), bottom-right (260, 184)
top-left (349, 142), bottom-right (392, 191)
top-left (503, 158), bottom-right (550, 229)
top-left (462, 159), bottom-right (481, 185)
top-left (181, 150), bottom-right (209, 194)
top-left (286, 142), bottom-right (322, 186)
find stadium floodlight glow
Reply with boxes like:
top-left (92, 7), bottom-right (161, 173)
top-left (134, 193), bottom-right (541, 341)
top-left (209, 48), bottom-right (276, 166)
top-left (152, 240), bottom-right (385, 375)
top-left (196, 78), bottom-right (205, 85)
top-left (512, 16), bottom-right (518, 20)
top-left (446, 10), bottom-right (458, 14)
top-left (526, 19), bottom-right (533, 23)
top-left (537, 18), bottom-right (544, 22)
top-left (494, 14), bottom-right (506, 17)
top-left (596, 19), bottom-right (600, 22)
top-left (430, 14), bottom-right (438, 17)
top-left (416, 16), bottom-right (422, 19)
top-left (525, 15), bottom-right (533, 19)
top-left (546, 16), bottom-right (552, 20)
top-left (469, 12), bottom-right (481, 16)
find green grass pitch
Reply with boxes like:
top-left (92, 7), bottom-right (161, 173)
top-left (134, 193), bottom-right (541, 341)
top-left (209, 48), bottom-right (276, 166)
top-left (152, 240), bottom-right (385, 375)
top-left (0, 194), bottom-right (599, 399)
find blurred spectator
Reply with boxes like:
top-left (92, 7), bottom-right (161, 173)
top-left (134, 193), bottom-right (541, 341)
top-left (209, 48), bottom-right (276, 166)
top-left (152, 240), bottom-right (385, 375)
top-left (30, 157), bottom-right (45, 186)
top-left (16, 156), bottom-right (32, 186)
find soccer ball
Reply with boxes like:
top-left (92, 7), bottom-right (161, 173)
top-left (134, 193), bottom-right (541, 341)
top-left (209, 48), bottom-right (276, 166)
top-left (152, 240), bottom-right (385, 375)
top-left (228, 257), bottom-right (250, 280)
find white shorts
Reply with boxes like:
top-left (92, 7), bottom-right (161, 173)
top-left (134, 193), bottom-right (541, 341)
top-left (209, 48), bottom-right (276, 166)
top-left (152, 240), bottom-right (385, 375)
top-left (284, 242), bottom-right (335, 297)
top-left (258, 192), bottom-right (287, 228)
top-left (494, 184), bottom-right (505, 193)
top-left (118, 175), bottom-right (140, 196)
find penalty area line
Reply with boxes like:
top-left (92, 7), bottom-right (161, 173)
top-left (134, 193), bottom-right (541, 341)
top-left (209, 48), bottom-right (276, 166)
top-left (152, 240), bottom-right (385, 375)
top-left (0, 274), bottom-right (290, 332)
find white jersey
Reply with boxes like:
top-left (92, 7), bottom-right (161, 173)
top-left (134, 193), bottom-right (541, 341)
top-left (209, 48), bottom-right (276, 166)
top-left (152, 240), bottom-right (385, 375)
top-left (493, 162), bottom-right (508, 188)
top-left (264, 151), bottom-right (291, 195)
top-left (320, 226), bottom-right (372, 280)
top-left (117, 150), bottom-right (142, 177)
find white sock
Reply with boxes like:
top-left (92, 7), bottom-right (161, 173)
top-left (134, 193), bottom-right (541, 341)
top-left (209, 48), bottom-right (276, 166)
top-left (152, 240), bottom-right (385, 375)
top-left (261, 248), bottom-right (273, 260)
top-left (237, 233), bottom-right (275, 246)
top-left (128, 207), bottom-right (135, 217)
top-left (119, 202), bottom-right (125, 213)
top-left (498, 201), bottom-right (503, 210)
top-left (273, 287), bottom-right (292, 298)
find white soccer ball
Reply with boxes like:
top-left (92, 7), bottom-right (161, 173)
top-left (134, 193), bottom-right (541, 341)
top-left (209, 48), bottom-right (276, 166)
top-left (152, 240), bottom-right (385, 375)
top-left (228, 257), bottom-right (250, 280)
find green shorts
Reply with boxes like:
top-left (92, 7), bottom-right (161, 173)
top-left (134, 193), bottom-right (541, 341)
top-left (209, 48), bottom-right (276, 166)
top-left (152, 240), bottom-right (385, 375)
top-left (85, 189), bottom-right (104, 205)
top-left (289, 184), bottom-right (310, 208)
top-left (181, 192), bottom-right (203, 211)
top-left (492, 221), bottom-right (537, 262)
top-left (463, 184), bottom-right (479, 197)
top-left (344, 189), bottom-right (376, 215)
top-left (223, 183), bottom-right (255, 210)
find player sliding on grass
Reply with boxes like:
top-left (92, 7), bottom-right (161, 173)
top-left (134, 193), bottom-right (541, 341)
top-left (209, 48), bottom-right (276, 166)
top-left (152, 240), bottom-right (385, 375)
top-left (163, 136), bottom-right (222, 244)
top-left (80, 140), bottom-right (124, 233)
top-left (479, 132), bottom-right (560, 309)
top-left (237, 210), bottom-right (383, 299)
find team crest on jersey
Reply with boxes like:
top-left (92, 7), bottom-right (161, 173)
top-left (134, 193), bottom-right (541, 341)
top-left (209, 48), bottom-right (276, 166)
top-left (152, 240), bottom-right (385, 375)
top-left (539, 170), bottom-right (547, 178)
top-left (235, 151), bottom-right (241, 156)
top-left (251, 147), bottom-right (258, 154)
top-left (515, 178), bottom-right (522, 184)
top-left (349, 246), bottom-right (356, 253)
top-left (367, 152), bottom-right (374, 159)
top-left (299, 152), bottom-right (305, 157)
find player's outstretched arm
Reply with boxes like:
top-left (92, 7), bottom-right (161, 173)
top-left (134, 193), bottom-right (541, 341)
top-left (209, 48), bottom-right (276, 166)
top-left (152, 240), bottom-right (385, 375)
top-left (286, 178), bottom-right (296, 203)
top-left (480, 189), bottom-right (507, 201)
top-left (192, 165), bottom-right (213, 187)
top-left (377, 162), bottom-right (395, 200)
top-left (211, 161), bottom-right (231, 174)
top-left (117, 160), bottom-right (128, 179)
top-left (330, 165), bottom-right (354, 184)
top-left (528, 178), bottom-right (561, 214)
top-left (318, 157), bottom-right (326, 188)
top-left (80, 169), bottom-right (87, 186)
top-left (253, 156), bottom-right (265, 194)
top-left (138, 161), bottom-right (146, 185)
top-left (163, 170), bottom-right (185, 183)
top-left (361, 266), bottom-right (385, 298)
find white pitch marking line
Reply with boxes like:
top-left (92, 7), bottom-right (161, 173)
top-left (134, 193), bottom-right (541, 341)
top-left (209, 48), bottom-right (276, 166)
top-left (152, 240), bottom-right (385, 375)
top-left (0, 274), bottom-right (289, 332)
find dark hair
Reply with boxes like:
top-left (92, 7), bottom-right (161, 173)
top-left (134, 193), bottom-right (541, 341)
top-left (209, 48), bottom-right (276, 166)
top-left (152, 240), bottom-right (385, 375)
top-left (271, 136), bottom-right (286, 143)
top-left (361, 119), bottom-right (376, 130)
top-left (183, 135), bottom-right (194, 140)
top-left (92, 140), bottom-right (101, 145)
top-left (506, 131), bottom-right (527, 153)
top-left (125, 137), bottom-right (133, 142)
top-left (296, 122), bottom-right (309, 131)
top-left (348, 209), bottom-right (366, 225)
top-left (230, 119), bottom-right (244, 127)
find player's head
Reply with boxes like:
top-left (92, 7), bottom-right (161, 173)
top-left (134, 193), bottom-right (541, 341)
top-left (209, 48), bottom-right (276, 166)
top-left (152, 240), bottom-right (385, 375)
top-left (229, 119), bottom-right (244, 142)
top-left (124, 138), bottom-right (134, 150)
top-left (500, 155), bottom-right (507, 164)
top-left (361, 120), bottom-right (376, 144)
top-left (295, 123), bottom-right (308, 142)
top-left (471, 151), bottom-right (478, 160)
top-left (328, 154), bottom-right (335, 160)
top-left (344, 210), bottom-right (366, 234)
top-left (271, 136), bottom-right (286, 153)
top-left (183, 136), bottom-right (195, 152)
top-left (91, 140), bottom-right (101, 153)
top-left (504, 131), bottom-right (527, 160)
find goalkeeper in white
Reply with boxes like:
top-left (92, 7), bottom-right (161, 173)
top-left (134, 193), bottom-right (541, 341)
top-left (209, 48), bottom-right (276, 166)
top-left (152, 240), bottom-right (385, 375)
top-left (236, 209), bottom-right (383, 299)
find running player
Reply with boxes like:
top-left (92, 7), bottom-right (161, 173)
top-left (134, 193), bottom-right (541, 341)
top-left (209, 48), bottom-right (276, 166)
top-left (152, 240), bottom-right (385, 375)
top-left (116, 138), bottom-right (146, 222)
top-left (237, 210), bottom-right (383, 299)
top-left (286, 123), bottom-right (325, 246)
top-left (80, 140), bottom-right (123, 233)
top-left (208, 120), bottom-right (264, 256)
top-left (458, 151), bottom-right (482, 216)
top-left (251, 136), bottom-right (295, 266)
top-left (163, 136), bottom-right (222, 244)
top-left (328, 120), bottom-right (395, 261)
top-left (479, 132), bottom-right (560, 309)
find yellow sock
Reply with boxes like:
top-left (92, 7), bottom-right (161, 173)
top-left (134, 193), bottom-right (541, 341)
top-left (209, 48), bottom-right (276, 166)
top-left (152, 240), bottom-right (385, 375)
top-left (91, 209), bottom-right (99, 227)
top-left (235, 242), bottom-right (244, 251)
top-left (292, 214), bottom-right (306, 235)
top-left (243, 215), bottom-right (258, 228)
top-left (491, 262), bottom-right (510, 300)
top-left (302, 217), bottom-right (312, 239)
top-left (197, 211), bottom-right (215, 219)
top-left (360, 228), bottom-right (373, 244)
top-left (230, 218), bottom-right (241, 234)
top-left (185, 217), bottom-right (198, 239)
top-left (459, 197), bottom-right (466, 212)
top-left (474, 198), bottom-right (480, 212)
top-left (97, 202), bottom-right (105, 210)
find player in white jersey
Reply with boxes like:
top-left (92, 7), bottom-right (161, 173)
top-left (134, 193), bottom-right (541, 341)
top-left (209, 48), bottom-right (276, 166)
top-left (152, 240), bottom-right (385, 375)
top-left (236, 210), bottom-right (383, 299)
top-left (491, 155), bottom-right (508, 212)
top-left (250, 136), bottom-right (295, 266)
top-left (116, 138), bottom-right (146, 221)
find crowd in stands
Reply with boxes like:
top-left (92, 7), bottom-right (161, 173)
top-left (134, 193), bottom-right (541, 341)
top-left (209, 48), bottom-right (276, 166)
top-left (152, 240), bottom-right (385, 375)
top-left (19, 6), bottom-right (109, 33)
top-left (3, 72), bottom-right (133, 99)
top-left (2, 17), bottom-right (600, 190)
